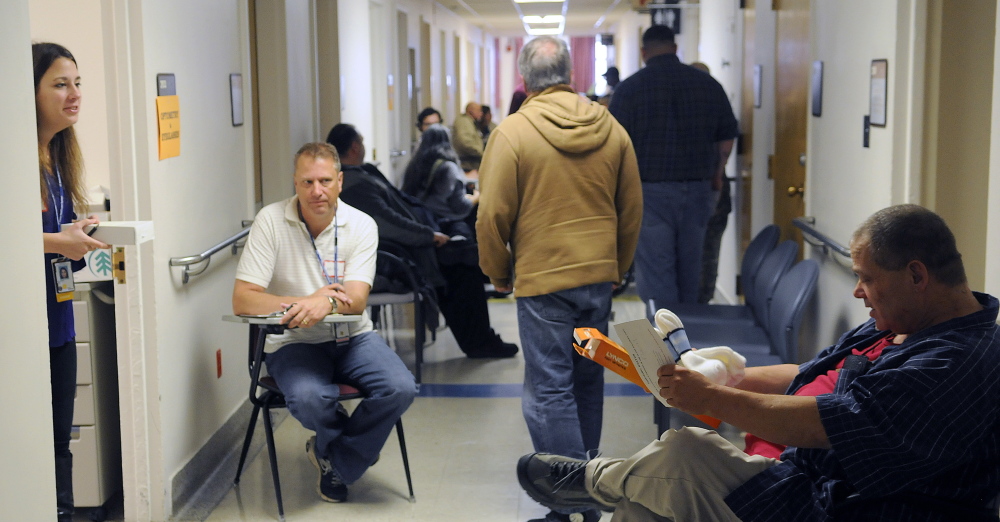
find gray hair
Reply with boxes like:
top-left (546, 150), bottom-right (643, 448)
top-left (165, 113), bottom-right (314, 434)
top-left (518, 36), bottom-right (571, 93)
top-left (851, 204), bottom-right (966, 286)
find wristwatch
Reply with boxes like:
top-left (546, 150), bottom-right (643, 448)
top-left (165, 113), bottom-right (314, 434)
top-left (327, 296), bottom-right (338, 315)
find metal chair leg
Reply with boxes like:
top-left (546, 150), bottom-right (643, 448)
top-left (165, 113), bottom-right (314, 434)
top-left (395, 419), bottom-right (415, 501)
top-left (261, 406), bottom-right (285, 521)
top-left (414, 297), bottom-right (425, 384)
top-left (234, 403), bottom-right (262, 485)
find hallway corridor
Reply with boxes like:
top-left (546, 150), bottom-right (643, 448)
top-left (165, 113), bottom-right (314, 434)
top-left (195, 295), bottom-right (737, 521)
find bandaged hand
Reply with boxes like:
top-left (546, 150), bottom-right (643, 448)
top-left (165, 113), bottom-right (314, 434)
top-left (653, 308), bottom-right (747, 387)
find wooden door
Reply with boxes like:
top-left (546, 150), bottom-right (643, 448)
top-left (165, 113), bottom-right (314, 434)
top-left (773, 0), bottom-right (810, 247)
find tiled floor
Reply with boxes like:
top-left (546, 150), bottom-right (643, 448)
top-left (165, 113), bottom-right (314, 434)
top-left (82, 293), bottom-right (743, 521)
top-left (203, 296), bottom-right (657, 522)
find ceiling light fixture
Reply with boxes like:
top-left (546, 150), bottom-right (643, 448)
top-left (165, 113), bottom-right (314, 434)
top-left (514, 0), bottom-right (564, 3)
top-left (522, 15), bottom-right (565, 24)
top-left (525, 27), bottom-right (563, 35)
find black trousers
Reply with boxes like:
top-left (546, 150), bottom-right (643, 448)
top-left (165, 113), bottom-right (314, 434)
top-left (51, 340), bottom-right (76, 518)
top-left (437, 263), bottom-right (499, 355)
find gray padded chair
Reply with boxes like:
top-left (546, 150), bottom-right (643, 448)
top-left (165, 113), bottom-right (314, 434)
top-left (766, 258), bottom-right (819, 363)
top-left (681, 241), bottom-right (798, 351)
top-left (682, 257), bottom-right (816, 363)
top-left (669, 225), bottom-right (784, 326)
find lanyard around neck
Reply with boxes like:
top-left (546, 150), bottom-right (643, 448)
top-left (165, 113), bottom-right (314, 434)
top-left (305, 213), bottom-right (339, 285)
top-left (47, 167), bottom-right (66, 225)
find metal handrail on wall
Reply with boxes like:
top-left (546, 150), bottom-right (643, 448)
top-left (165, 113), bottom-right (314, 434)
top-left (792, 217), bottom-right (851, 258)
top-left (169, 226), bottom-right (251, 283)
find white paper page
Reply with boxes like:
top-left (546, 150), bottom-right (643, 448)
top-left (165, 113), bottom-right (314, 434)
top-left (614, 319), bottom-right (674, 408)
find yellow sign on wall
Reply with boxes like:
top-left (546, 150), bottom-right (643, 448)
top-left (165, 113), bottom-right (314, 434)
top-left (156, 95), bottom-right (180, 160)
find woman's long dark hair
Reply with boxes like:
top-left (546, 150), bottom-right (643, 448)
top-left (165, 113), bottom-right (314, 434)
top-left (33, 42), bottom-right (87, 215)
top-left (402, 124), bottom-right (460, 196)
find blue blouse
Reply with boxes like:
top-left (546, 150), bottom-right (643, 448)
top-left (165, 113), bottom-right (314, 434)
top-left (41, 170), bottom-right (80, 347)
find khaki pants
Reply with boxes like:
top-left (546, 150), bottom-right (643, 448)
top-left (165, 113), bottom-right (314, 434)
top-left (587, 427), bottom-right (779, 522)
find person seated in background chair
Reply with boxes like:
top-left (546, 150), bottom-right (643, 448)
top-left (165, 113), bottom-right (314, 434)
top-left (519, 204), bottom-right (1000, 522)
top-left (452, 101), bottom-right (485, 173)
top-left (478, 105), bottom-right (497, 147)
top-left (414, 107), bottom-right (442, 152)
top-left (232, 142), bottom-right (416, 504)
top-left (329, 123), bottom-right (517, 359)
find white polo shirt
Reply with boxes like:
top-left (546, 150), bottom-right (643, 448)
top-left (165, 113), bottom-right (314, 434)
top-left (236, 196), bottom-right (377, 350)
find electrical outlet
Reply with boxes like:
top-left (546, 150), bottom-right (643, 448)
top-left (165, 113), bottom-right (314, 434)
top-left (216, 349), bottom-right (223, 378)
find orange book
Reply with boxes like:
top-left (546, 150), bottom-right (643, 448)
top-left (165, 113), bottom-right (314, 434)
top-left (573, 327), bottom-right (722, 429)
top-left (573, 327), bottom-right (650, 392)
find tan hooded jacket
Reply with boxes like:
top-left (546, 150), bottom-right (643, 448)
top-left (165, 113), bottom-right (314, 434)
top-left (476, 85), bottom-right (642, 297)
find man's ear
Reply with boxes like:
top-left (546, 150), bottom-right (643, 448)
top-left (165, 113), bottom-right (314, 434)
top-left (908, 260), bottom-right (929, 289)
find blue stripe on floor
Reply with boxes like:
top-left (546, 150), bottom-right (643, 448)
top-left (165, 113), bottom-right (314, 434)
top-left (417, 381), bottom-right (647, 398)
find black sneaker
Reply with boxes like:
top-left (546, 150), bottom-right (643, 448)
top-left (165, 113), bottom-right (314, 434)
top-left (517, 453), bottom-right (610, 513)
top-left (306, 436), bottom-right (348, 502)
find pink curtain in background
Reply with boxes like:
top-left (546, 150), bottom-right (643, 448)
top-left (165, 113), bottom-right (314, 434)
top-left (513, 37), bottom-right (524, 88)
top-left (494, 38), bottom-right (502, 111)
top-left (570, 36), bottom-right (595, 94)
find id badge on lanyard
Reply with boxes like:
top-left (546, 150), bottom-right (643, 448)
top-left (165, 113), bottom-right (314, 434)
top-left (49, 171), bottom-right (74, 302)
top-left (52, 257), bottom-right (75, 302)
top-left (320, 261), bottom-right (351, 345)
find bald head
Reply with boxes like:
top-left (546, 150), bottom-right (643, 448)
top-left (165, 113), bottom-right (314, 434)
top-left (465, 102), bottom-right (483, 120)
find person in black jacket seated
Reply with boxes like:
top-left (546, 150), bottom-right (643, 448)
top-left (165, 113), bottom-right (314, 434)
top-left (327, 123), bottom-right (517, 359)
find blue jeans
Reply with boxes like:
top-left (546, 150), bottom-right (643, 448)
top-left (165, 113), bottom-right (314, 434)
top-left (518, 283), bottom-right (612, 459)
top-left (265, 331), bottom-right (416, 483)
top-left (635, 180), bottom-right (717, 313)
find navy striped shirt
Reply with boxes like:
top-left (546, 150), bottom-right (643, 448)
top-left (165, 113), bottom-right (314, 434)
top-left (608, 53), bottom-right (737, 183)
top-left (728, 293), bottom-right (1000, 521)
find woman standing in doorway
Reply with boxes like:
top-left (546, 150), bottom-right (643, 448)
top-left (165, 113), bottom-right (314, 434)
top-left (34, 42), bottom-right (109, 521)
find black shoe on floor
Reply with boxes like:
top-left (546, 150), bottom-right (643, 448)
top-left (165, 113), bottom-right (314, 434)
top-left (466, 340), bottom-right (519, 359)
top-left (518, 453), bottom-right (609, 513)
top-left (306, 436), bottom-right (348, 502)
top-left (527, 509), bottom-right (603, 522)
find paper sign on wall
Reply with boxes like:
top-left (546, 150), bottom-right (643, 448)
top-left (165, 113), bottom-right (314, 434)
top-left (156, 95), bottom-right (181, 160)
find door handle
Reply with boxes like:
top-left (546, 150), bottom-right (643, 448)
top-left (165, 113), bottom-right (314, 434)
top-left (390, 149), bottom-right (407, 158)
top-left (787, 185), bottom-right (804, 197)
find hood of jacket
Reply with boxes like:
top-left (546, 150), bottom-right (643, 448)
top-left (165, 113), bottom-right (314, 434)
top-left (518, 85), bottom-right (614, 155)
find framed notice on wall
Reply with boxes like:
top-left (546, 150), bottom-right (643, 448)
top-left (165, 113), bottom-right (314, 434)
top-left (869, 59), bottom-right (888, 127)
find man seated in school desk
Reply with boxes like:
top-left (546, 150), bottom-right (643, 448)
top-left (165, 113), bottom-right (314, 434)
top-left (518, 204), bottom-right (1000, 521)
top-left (233, 142), bottom-right (416, 503)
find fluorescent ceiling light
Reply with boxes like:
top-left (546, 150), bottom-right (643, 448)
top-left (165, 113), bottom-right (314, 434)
top-left (514, 0), bottom-right (564, 3)
top-left (526, 27), bottom-right (563, 35)
top-left (522, 15), bottom-right (565, 23)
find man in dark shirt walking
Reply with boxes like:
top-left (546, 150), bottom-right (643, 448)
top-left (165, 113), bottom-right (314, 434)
top-left (609, 25), bottom-right (738, 311)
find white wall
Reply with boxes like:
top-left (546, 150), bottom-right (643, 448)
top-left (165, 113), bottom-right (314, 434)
top-left (801, 0), bottom-right (914, 357)
top-left (613, 10), bottom-right (645, 79)
top-left (30, 0), bottom-right (113, 198)
top-left (988, 5), bottom-right (1000, 298)
top-left (1, 2), bottom-right (59, 518)
top-left (340, 0), bottom-right (375, 155)
top-left (135, 0), bottom-right (254, 509)
top-left (750, 2), bottom-right (776, 236)
top-left (698, 0), bottom-right (742, 303)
